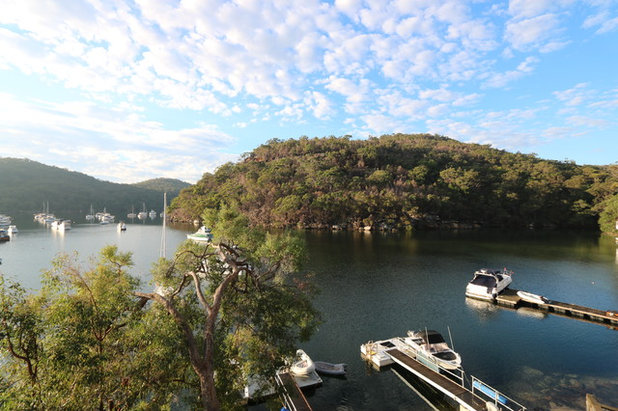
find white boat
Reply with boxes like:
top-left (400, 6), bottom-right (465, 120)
top-left (517, 290), bottom-right (549, 305)
top-left (404, 329), bottom-right (462, 370)
top-left (0, 229), bottom-right (9, 242)
top-left (117, 222), bottom-right (127, 231)
top-left (314, 361), bottom-right (346, 376)
top-left (7, 225), bottom-right (18, 234)
top-left (52, 219), bottom-right (72, 231)
top-left (187, 226), bottom-right (213, 243)
top-left (127, 205), bottom-right (137, 219)
top-left (289, 349), bottom-right (315, 376)
top-left (86, 204), bottom-right (95, 221)
top-left (465, 268), bottom-right (513, 300)
top-left (149, 209), bottom-right (157, 219)
top-left (137, 203), bottom-right (147, 220)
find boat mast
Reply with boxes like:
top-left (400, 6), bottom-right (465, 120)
top-left (159, 192), bottom-right (166, 258)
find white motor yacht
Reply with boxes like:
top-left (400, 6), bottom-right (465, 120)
top-left (465, 268), bottom-right (512, 300)
top-left (404, 329), bottom-right (462, 370)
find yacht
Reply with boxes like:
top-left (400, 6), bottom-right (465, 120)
top-left (465, 268), bottom-right (513, 300)
top-left (404, 329), bottom-right (462, 370)
top-left (51, 219), bottom-right (72, 231)
top-left (187, 226), bottom-right (214, 243)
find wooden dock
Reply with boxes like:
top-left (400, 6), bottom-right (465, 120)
top-left (276, 372), bottom-right (313, 411)
top-left (387, 349), bottom-right (487, 411)
top-left (494, 289), bottom-right (618, 327)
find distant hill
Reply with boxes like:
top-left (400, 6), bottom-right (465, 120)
top-left (169, 134), bottom-right (618, 230)
top-left (0, 158), bottom-right (181, 215)
top-left (133, 178), bottom-right (190, 195)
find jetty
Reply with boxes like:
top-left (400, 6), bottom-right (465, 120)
top-left (361, 337), bottom-right (526, 411)
top-left (276, 372), bottom-right (314, 411)
top-left (491, 289), bottom-right (618, 328)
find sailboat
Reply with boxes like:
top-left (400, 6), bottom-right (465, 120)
top-left (127, 205), bottom-right (136, 219)
top-left (137, 203), bottom-right (147, 220)
top-left (86, 204), bottom-right (95, 222)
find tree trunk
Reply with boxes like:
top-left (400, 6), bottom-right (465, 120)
top-left (197, 365), bottom-right (220, 411)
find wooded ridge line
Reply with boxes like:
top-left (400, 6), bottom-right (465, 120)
top-left (168, 134), bottom-right (618, 232)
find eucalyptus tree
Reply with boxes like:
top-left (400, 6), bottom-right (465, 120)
top-left (136, 204), bottom-right (320, 410)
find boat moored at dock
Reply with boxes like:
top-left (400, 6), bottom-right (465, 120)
top-left (187, 226), bottom-right (214, 243)
top-left (404, 329), bottom-right (462, 370)
top-left (516, 291), bottom-right (549, 305)
top-left (466, 268), bottom-right (513, 300)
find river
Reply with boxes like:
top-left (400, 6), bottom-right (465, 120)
top-left (1, 215), bottom-right (617, 410)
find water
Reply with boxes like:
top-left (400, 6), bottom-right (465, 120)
top-left (1, 219), bottom-right (617, 410)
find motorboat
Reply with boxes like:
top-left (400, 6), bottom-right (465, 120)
top-left (465, 268), bottom-right (513, 300)
top-left (51, 219), bottom-right (72, 231)
top-left (314, 361), bottom-right (346, 376)
top-left (117, 222), bottom-right (127, 231)
top-left (187, 226), bottom-right (214, 243)
top-left (149, 209), bottom-right (157, 219)
top-left (7, 225), bottom-right (18, 234)
top-left (289, 349), bottom-right (315, 376)
top-left (517, 290), bottom-right (549, 305)
top-left (404, 329), bottom-right (462, 370)
top-left (0, 229), bottom-right (9, 242)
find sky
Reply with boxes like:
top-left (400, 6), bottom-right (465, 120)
top-left (0, 0), bottom-right (617, 184)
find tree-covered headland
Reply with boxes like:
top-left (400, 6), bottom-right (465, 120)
top-left (169, 134), bottom-right (618, 232)
top-left (0, 206), bottom-right (319, 410)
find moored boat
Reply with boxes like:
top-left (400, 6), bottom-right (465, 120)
top-left (465, 268), bottom-right (513, 300)
top-left (314, 361), bottom-right (346, 376)
top-left (187, 226), bottom-right (214, 243)
top-left (7, 225), bottom-right (18, 234)
top-left (117, 222), bottom-right (127, 231)
top-left (404, 329), bottom-right (462, 370)
top-left (289, 349), bottom-right (315, 376)
top-left (0, 229), bottom-right (9, 242)
top-left (517, 290), bottom-right (549, 305)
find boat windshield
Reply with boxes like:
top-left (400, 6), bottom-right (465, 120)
top-left (470, 275), bottom-right (497, 288)
top-left (421, 331), bottom-right (446, 344)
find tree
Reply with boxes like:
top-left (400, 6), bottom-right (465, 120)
top-left (599, 193), bottom-right (618, 234)
top-left (0, 246), bottom-right (188, 409)
top-left (135, 204), bottom-right (320, 410)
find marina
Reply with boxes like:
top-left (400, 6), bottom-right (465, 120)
top-left (361, 335), bottom-right (526, 411)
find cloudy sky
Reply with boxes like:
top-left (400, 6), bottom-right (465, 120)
top-left (1, 0), bottom-right (617, 183)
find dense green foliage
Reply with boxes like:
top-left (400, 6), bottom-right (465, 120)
top-left (169, 134), bottom-right (618, 231)
top-left (0, 158), bottom-right (188, 215)
top-left (1, 211), bottom-right (319, 410)
top-left (133, 177), bottom-right (190, 194)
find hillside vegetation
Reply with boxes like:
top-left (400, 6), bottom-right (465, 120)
top-left (169, 134), bottom-right (618, 230)
top-left (0, 158), bottom-right (188, 215)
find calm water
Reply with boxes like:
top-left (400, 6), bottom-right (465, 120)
top-left (1, 217), bottom-right (617, 410)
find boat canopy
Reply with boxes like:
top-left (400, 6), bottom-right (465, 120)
top-left (418, 330), bottom-right (446, 345)
top-left (470, 275), bottom-right (497, 288)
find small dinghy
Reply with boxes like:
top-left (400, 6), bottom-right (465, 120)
top-left (517, 290), bottom-right (549, 305)
top-left (314, 361), bottom-right (346, 376)
top-left (289, 349), bottom-right (315, 376)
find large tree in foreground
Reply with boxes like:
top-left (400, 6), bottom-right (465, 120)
top-left (136, 204), bottom-right (320, 410)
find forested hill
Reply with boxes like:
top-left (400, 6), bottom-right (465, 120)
top-left (0, 158), bottom-right (187, 215)
top-left (169, 134), bottom-right (618, 231)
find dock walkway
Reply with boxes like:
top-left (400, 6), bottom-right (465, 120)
top-left (495, 289), bottom-right (618, 327)
top-left (276, 372), bottom-right (313, 411)
top-left (387, 349), bottom-right (486, 411)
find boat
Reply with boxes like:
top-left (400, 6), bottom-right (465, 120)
top-left (86, 204), bottom-right (95, 221)
top-left (149, 209), bottom-right (157, 219)
top-left (51, 219), bottom-right (72, 231)
top-left (127, 205), bottom-right (136, 219)
top-left (0, 229), bottom-right (9, 242)
top-left (517, 290), bottom-right (549, 305)
top-left (137, 203), bottom-right (147, 220)
top-left (314, 361), bottom-right (346, 376)
top-left (465, 268), bottom-right (513, 300)
top-left (187, 226), bottom-right (214, 243)
top-left (289, 349), bottom-right (315, 376)
top-left (404, 329), bottom-right (462, 370)
top-left (117, 222), bottom-right (127, 231)
top-left (7, 225), bottom-right (18, 234)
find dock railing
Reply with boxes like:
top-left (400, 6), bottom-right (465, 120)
top-left (471, 376), bottom-right (526, 411)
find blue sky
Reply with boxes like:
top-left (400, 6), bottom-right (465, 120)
top-left (1, 0), bottom-right (617, 183)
